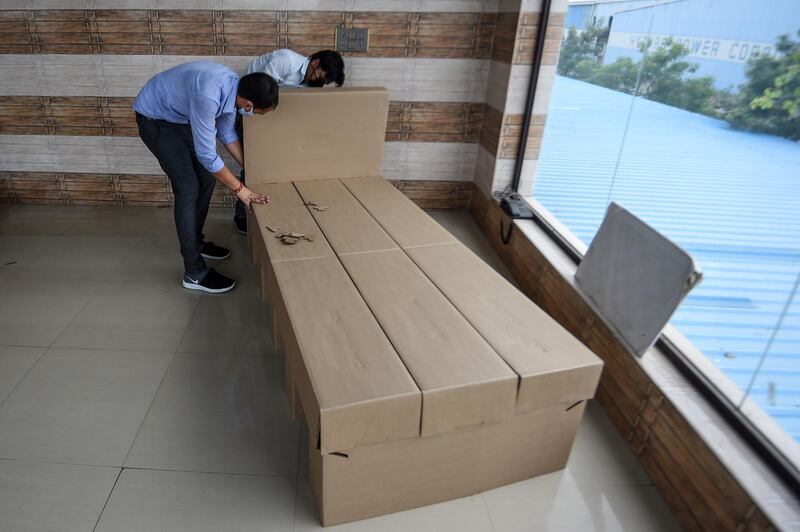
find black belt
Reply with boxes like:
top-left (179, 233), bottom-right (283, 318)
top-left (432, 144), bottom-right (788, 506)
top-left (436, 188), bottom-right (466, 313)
top-left (135, 112), bottom-right (185, 127)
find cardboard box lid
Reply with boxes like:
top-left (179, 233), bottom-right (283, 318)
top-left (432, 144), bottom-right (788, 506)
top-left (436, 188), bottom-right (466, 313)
top-left (339, 249), bottom-right (518, 437)
top-left (250, 182), bottom-right (334, 262)
top-left (272, 256), bottom-right (422, 454)
top-left (341, 177), bottom-right (458, 248)
top-left (294, 179), bottom-right (399, 255)
top-left (243, 87), bottom-right (389, 184)
top-left (405, 243), bottom-right (604, 412)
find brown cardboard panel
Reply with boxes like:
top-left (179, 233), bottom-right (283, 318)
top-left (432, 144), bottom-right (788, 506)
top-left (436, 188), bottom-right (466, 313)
top-left (406, 242), bottom-right (603, 413)
top-left (249, 182), bottom-right (334, 263)
top-left (311, 401), bottom-right (586, 526)
top-left (293, 179), bottom-right (398, 255)
top-left (341, 177), bottom-right (458, 248)
top-left (271, 256), bottom-right (421, 454)
top-left (339, 250), bottom-right (517, 437)
top-left (243, 88), bottom-right (389, 184)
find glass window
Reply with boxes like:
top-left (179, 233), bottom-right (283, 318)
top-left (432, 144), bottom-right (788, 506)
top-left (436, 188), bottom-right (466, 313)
top-left (528, 0), bottom-right (800, 468)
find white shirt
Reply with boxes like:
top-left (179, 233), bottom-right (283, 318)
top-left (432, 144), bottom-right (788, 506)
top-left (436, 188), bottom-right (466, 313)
top-left (246, 49), bottom-right (309, 87)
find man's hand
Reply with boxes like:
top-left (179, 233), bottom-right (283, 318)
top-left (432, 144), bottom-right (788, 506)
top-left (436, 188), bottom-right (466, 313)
top-left (236, 186), bottom-right (270, 210)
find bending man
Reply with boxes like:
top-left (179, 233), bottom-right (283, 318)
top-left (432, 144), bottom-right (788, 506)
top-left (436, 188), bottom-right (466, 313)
top-left (134, 61), bottom-right (277, 293)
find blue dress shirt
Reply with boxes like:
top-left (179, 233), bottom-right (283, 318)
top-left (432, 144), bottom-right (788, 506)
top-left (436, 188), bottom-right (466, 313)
top-left (133, 61), bottom-right (239, 174)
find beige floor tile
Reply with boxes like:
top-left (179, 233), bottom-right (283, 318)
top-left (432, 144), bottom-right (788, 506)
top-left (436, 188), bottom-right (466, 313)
top-left (0, 236), bottom-right (50, 278)
top-left (177, 292), bottom-right (277, 355)
top-left (126, 353), bottom-right (300, 476)
top-left (53, 294), bottom-right (199, 351)
top-left (0, 279), bottom-right (100, 347)
top-left (0, 215), bottom-right (71, 236)
top-left (565, 402), bottom-right (654, 486)
top-left (0, 459), bottom-right (119, 532)
top-left (293, 482), bottom-right (495, 532)
top-left (482, 472), bottom-right (681, 532)
top-left (61, 208), bottom-right (159, 237)
top-left (2, 236), bottom-right (140, 282)
top-left (0, 346), bottom-right (46, 403)
top-left (95, 469), bottom-right (296, 532)
top-left (108, 236), bottom-right (184, 282)
top-left (0, 347), bottom-right (172, 465)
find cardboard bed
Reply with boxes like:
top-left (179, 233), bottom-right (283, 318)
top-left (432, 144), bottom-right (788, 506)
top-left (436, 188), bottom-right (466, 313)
top-left (242, 87), bottom-right (603, 526)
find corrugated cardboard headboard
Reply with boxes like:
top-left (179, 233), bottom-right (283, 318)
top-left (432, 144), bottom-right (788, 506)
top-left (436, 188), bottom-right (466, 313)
top-left (243, 87), bottom-right (389, 184)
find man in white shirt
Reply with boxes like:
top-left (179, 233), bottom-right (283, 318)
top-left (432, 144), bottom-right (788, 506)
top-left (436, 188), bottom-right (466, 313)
top-left (247, 48), bottom-right (345, 88)
top-left (233, 49), bottom-right (346, 234)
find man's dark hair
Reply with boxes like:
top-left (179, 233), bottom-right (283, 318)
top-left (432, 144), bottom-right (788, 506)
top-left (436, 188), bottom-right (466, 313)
top-left (238, 72), bottom-right (279, 110)
top-left (310, 50), bottom-right (345, 87)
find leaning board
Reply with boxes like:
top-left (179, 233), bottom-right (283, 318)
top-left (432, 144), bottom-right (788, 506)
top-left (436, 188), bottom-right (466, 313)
top-left (243, 87), bottom-right (389, 185)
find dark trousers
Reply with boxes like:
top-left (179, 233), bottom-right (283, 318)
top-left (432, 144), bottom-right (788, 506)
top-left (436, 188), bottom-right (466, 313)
top-left (136, 113), bottom-right (214, 278)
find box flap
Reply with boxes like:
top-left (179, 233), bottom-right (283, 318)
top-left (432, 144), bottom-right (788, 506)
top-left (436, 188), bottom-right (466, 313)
top-left (339, 249), bottom-right (518, 437)
top-left (249, 182), bottom-right (334, 263)
top-left (341, 177), bottom-right (458, 248)
top-left (243, 87), bottom-right (389, 184)
top-left (272, 256), bottom-right (422, 454)
top-left (405, 243), bottom-right (603, 412)
top-left (294, 179), bottom-right (399, 255)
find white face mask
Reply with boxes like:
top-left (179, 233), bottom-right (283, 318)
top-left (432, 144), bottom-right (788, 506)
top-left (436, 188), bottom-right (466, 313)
top-left (238, 106), bottom-right (255, 117)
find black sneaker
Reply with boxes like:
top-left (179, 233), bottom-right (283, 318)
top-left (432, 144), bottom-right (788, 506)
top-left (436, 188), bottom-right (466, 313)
top-left (182, 269), bottom-right (236, 294)
top-left (201, 241), bottom-right (231, 260)
top-left (234, 216), bottom-right (247, 235)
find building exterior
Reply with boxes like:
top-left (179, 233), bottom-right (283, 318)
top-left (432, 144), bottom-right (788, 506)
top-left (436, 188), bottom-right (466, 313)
top-left (567, 0), bottom-right (800, 90)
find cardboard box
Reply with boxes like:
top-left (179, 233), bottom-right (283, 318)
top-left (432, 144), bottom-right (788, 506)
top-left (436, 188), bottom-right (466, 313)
top-left (309, 401), bottom-right (588, 526)
top-left (294, 179), bottom-right (399, 255)
top-left (405, 242), bottom-right (604, 414)
top-left (271, 256), bottom-right (422, 454)
top-left (249, 182), bottom-right (334, 264)
top-left (342, 176), bottom-right (458, 248)
top-left (243, 87), bottom-right (389, 184)
top-left (339, 249), bottom-right (518, 437)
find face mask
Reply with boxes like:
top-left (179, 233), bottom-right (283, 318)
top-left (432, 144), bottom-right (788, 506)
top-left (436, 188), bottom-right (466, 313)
top-left (238, 106), bottom-right (255, 117)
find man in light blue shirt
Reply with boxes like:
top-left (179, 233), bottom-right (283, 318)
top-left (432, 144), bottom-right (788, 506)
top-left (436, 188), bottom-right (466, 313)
top-left (134, 61), bottom-right (278, 294)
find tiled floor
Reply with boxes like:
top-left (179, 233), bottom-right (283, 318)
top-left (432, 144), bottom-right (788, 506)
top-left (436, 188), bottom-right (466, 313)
top-left (0, 204), bottom-right (682, 532)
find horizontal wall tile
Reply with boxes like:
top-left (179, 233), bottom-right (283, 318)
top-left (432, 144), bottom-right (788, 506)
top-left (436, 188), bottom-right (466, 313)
top-left (0, 97), bottom-right (485, 143)
top-left (2, 170), bottom-right (469, 208)
top-left (383, 141), bottom-right (477, 181)
top-left (0, 55), bottom-right (489, 102)
top-left (2, 136), bottom-right (477, 180)
top-left (0, 9), bottom-right (493, 58)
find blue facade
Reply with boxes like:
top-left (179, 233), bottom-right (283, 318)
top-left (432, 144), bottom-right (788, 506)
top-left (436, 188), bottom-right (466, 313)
top-left (566, 0), bottom-right (660, 29)
top-left (601, 0), bottom-right (800, 89)
top-left (565, 4), bottom-right (594, 29)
